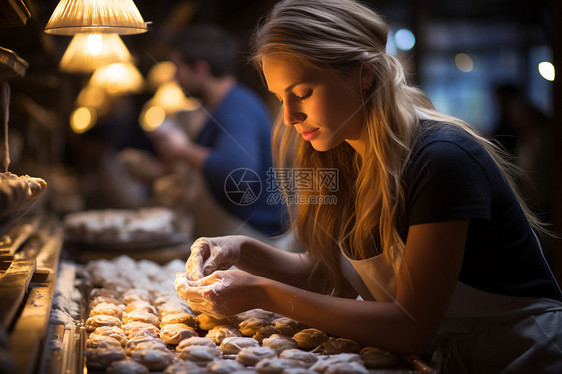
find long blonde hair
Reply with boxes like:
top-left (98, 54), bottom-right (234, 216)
top-left (251, 0), bottom-right (544, 294)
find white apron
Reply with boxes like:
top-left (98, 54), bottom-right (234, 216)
top-left (339, 239), bottom-right (562, 373)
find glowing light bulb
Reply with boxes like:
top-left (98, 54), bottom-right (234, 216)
top-left (538, 61), bottom-right (555, 81)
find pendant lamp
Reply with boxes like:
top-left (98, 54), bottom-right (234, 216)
top-left (45, 0), bottom-right (148, 35)
top-left (89, 61), bottom-right (145, 95)
top-left (59, 33), bottom-right (131, 73)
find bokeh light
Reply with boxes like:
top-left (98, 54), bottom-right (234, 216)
top-left (538, 61), bottom-right (555, 81)
top-left (455, 53), bottom-right (474, 72)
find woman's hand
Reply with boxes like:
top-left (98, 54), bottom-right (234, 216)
top-left (175, 270), bottom-right (263, 318)
top-left (185, 236), bottom-right (245, 280)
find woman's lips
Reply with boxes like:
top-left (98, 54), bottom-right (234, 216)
top-left (301, 128), bottom-right (319, 141)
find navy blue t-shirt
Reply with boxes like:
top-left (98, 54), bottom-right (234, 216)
top-left (398, 121), bottom-right (561, 300)
top-left (196, 84), bottom-right (287, 237)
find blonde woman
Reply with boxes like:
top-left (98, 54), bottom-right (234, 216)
top-left (176, 1), bottom-right (562, 372)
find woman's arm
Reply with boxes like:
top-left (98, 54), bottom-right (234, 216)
top-left (237, 236), bottom-right (331, 293)
top-left (256, 219), bottom-right (468, 354)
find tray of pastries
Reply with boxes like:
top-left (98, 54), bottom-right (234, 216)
top-left (63, 207), bottom-right (191, 251)
top-left (44, 255), bottom-right (436, 374)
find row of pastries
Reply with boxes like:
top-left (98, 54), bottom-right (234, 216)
top-left (78, 255), bottom-right (399, 373)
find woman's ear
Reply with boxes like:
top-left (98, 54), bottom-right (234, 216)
top-left (360, 66), bottom-right (375, 92)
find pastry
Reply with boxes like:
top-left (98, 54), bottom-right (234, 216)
top-left (282, 369), bottom-right (317, 374)
top-left (160, 312), bottom-right (196, 328)
top-left (123, 310), bottom-right (160, 327)
top-left (123, 321), bottom-right (160, 339)
top-left (85, 315), bottom-right (123, 331)
top-left (175, 336), bottom-right (217, 352)
top-left (206, 325), bottom-right (243, 344)
top-left (292, 328), bottom-right (328, 349)
top-left (206, 359), bottom-right (246, 373)
top-left (122, 289), bottom-right (152, 304)
top-left (236, 345), bottom-right (277, 366)
top-left (158, 302), bottom-right (191, 318)
top-left (279, 349), bottom-right (318, 367)
top-left (130, 348), bottom-right (175, 371)
top-left (359, 347), bottom-right (398, 368)
top-left (271, 317), bottom-right (306, 337)
top-left (90, 288), bottom-right (121, 300)
top-left (84, 346), bottom-right (127, 370)
top-left (219, 336), bottom-right (260, 355)
top-left (125, 301), bottom-right (158, 315)
top-left (314, 337), bottom-right (361, 355)
top-left (237, 309), bottom-right (275, 322)
top-left (253, 325), bottom-right (282, 343)
top-left (86, 335), bottom-right (123, 350)
top-left (162, 360), bottom-right (204, 374)
top-left (125, 336), bottom-right (167, 355)
top-left (262, 334), bottom-right (298, 354)
top-left (309, 353), bottom-right (363, 373)
top-left (159, 323), bottom-right (198, 345)
top-left (106, 358), bottom-right (150, 374)
top-left (239, 317), bottom-right (271, 336)
top-left (89, 326), bottom-right (127, 346)
top-left (324, 361), bottom-right (369, 374)
top-left (254, 357), bottom-right (308, 374)
top-left (178, 345), bottom-right (222, 366)
top-left (196, 313), bottom-right (238, 330)
top-left (89, 296), bottom-right (122, 309)
top-left (89, 302), bottom-right (123, 319)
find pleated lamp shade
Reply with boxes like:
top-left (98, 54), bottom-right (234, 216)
top-left (45, 0), bottom-right (148, 35)
top-left (89, 61), bottom-right (145, 95)
top-left (59, 33), bottom-right (131, 73)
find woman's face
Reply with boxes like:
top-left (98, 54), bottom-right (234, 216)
top-left (262, 55), bottom-right (365, 153)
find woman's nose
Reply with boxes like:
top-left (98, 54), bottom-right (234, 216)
top-left (283, 104), bottom-right (307, 126)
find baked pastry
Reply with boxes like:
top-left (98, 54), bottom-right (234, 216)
top-left (253, 325), bottom-right (282, 343)
top-left (122, 289), bottom-right (152, 304)
top-left (292, 328), bottom-right (328, 349)
top-left (84, 346), bottom-right (127, 370)
top-left (158, 302), bottom-right (191, 318)
top-left (125, 301), bottom-right (158, 315)
top-left (279, 349), bottom-right (318, 367)
top-left (86, 335), bottom-right (123, 350)
top-left (85, 315), bottom-right (123, 331)
top-left (237, 309), bottom-right (275, 322)
top-left (324, 361), bottom-right (369, 374)
top-left (89, 302), bottom-right (123, 319)
top-left (106, 358), bottom-right (150, 374)
top-left (178, 345), bottom-right (222, 366)
top-left (262, 334), bottom-right (298, 354)
top-left (314, 337), bottom-right (361, 355)
top-left (254, 357), bottom-right (308, 374)
top-left (89, 296), bottom-right (122, 309)
top-left (160, 312), bottom-right (196, 328)
top-left (236, 345), bottom-right (277, 366)
top-left (271, 317), bottom-right (306, 337)
top-left (239, 317), bottom-right (271, 336)
top-left (175, 336), bottom-right (217, 352)
top-left (219, 336), bottom-right (260, 355)
top-left (123, 321), bottom-right (160, 339)
top-left (123, 310), bottom-right (160, 327)
top-left (196, 313), bottom-right (238, 330)
top-left (309, 353), bottom-right (362, 373)
top-left (359, 347), bottom-right (398, 368)
top-left (159, 323), bottom-right (198, 345)
top-left (206, 359), bottom-right (246, 373)
top-left (125, 336), bottom-right (167, 355)
top-left (90, 288), bottom-right (121, 300)
top-left (130, 348), bottom-right (175, 371)
top-left (89, 326), bottom-right (127, 346)
top-left (206, 325), bottom-right (243, 344)
top-left (162, 360), bottom-right (204, 374)
top-left (282, 369), bottom-right (317, 374)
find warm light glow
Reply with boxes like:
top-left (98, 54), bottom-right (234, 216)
top-left (147, 61), bottom-right (177, 91)
top-left (455, 53), bottom-right (474, 72)
top-left (538, 61), bottom-right (555, 81)
top-left (76, 85), bottom-right (110, 116)
top-left (395, 29), bottom-right (416, 51)
top-left (152, 81), bottom-right (200, 113)
top-left (45, 0), bottom-right (148, 35)
top-left (139, 105), bottom-right (166, 132)
top-left (70, 106), bottom-right (96, 133)
top-left (89, 62), bottom-right (145, 94)
top-left (59, 33), bottom-right (131, 73)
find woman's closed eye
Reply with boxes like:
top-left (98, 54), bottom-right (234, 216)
top-left (294, 90), bottom-right (313, 101)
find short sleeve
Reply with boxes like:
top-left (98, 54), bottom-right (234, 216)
top-left (406, 139), bottom-right (493, 226)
